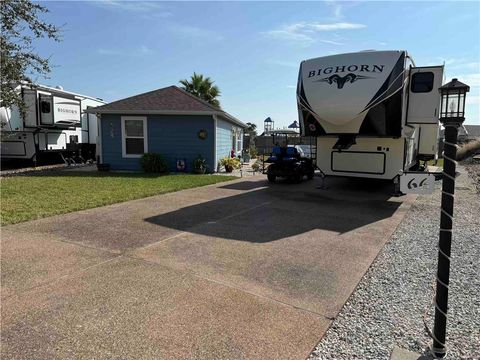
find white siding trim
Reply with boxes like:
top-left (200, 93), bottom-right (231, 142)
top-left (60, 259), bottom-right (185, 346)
top-left (213, 115), bottom-right (218, 172)
top-left (121, 116), bottom-right (148, 158)
top-left (97, 115), bottom-right (103, 163)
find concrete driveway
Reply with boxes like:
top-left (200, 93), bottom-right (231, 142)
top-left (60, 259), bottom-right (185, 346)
top-left (1, 175), bottom-right (415, 359)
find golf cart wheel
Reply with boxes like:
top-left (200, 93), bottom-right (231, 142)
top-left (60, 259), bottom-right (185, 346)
top-left (267, 173), bottom-right (276, 183)
top-left (293, 172), bottom-right (303, 183)
top-left (307, 169), bottom-right (314, 180)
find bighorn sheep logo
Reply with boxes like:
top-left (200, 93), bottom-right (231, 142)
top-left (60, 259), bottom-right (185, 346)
top-left (317, 73), bottom-right (371, 89)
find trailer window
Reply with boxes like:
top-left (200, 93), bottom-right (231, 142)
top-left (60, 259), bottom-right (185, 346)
top-left (40, 101), bottom-right (51, 113)
top-left (121, 117), bottom-right (147, 157)
top-left (411, 72), bottom-right (434, 93)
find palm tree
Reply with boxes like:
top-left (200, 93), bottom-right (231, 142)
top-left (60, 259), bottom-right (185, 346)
top-left (179, 72), bottom-right (221, 108)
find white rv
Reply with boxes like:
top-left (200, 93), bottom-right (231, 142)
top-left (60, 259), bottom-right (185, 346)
top-left (297, 50), bottom-right (442, 180)
top-left (0, 84), bottom-right (106, 163)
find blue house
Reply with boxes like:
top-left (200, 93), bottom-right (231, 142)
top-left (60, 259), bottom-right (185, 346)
top-left (87, 86), bottom-right (247, 172)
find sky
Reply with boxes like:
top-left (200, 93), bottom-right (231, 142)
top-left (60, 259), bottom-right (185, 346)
top-left (35, 0), bottom-right (480, 129)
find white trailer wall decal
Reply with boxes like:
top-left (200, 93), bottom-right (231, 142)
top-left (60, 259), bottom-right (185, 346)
top-left (297, 50), bottom-right (443, 180)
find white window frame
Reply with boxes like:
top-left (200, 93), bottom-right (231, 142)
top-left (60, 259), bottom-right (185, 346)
top-left (121, 116), bottom-right (148, 158)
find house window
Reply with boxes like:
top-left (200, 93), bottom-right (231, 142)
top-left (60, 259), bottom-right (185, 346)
top-left (237, 133), bottom-right (242, 152)
top-left (411, 72), bottom-right (434, 93)
top-left (40, 100), bottom-right (51, 113)
top-left (121, 116), bottom-right (147, 158)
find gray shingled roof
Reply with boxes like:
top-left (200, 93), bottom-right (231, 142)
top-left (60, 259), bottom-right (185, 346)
top-left (86, 85), bottom-right (247, 128)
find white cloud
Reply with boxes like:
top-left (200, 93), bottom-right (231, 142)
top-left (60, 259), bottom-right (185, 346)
top-left (320, 39), bottom-right (344, 45)
top-left (262, 21), bottom-right (366, 47)
top-left (97, 48), bottom-right (122, 56)
top-left (167, 24), bottom-right (224, 41)
top-left (301, 22), bottom-right (366, 31)
top-left (263, 29), bottom-right (315, 46)
top-left (286, 85), bottom-right (297, 89)
top-left (451, 73), bottom-right (480, 87)
top-left (267, 60), bottom-right (299, 68)
top-left (97, 45), bottom-right (153, 56)
top-left (325, 0), bottom-right (343, 20)
top-left (92, 1), bottom-right (172, 17)
top-left (433, 58), bottom-right (479, 71)
top-left (450, 61), bottom-right (479, 71)
top-left (139, 45), bottom-right (152, 54)
top-left (466, 95), bottom-right (480, 105)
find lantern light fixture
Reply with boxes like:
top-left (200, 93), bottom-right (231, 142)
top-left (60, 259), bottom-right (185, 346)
top-left (438, 78), bottom-right (470, 122)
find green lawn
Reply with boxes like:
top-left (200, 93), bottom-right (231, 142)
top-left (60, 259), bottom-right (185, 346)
top-left (427, 158), bottom-right (444, 167)
top-left (1, 172), bottom-right (236, 226)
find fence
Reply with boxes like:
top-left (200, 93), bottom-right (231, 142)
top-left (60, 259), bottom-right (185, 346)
top-left (254, 135), bottom-right (315, 157)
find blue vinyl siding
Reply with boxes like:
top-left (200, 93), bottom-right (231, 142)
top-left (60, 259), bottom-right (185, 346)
top-left (101, 114), bottom-right (215, 172)
top-left (216, 118), bottom-right (233, 165)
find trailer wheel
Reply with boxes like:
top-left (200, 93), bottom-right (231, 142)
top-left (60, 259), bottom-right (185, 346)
top-left (267, 173), bottom-right (276, 183)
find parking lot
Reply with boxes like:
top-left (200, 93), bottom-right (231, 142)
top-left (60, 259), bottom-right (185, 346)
top-left (1, 175), bottom-right (415, 359)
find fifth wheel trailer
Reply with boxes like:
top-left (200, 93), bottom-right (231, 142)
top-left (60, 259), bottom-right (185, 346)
top-left (297, 50), bottom-right (443, 180)
top-left (0, 84), bottom-right (106, 163)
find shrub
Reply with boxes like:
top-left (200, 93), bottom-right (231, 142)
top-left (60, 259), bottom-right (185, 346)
top-left (251, 161), bottom-right (260, 172)
top-left (193, 155), bottom-right (208, 173)
top-left (140, 153), bottom-right (169, 173)
top-left (249, 146), bottom-right (258, 159)
top-left (457, 138), bottom-right (480, 161)
top-left (220, 157), bottom-right (241, 172)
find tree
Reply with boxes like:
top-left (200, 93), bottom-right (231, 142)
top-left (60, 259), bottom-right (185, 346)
top-left (244, 122), bottom-right (257, 150)
top-left (246, 122), bottom-right (257, 134)
top-left (179, 72), bottom-right (221, 108)
top-left (0, 0), bottom-right (61, 113)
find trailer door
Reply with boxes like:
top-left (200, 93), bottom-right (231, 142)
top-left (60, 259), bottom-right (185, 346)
top-left (39, 94), bottom-right (54, 125)
top-left (406, 66), bottom-right (444, 124)
top-left (407, 66), bottom-right (444, 159)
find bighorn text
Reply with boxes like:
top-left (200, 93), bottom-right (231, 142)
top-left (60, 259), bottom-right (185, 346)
top-left (307, 64), bottom-right (385, 78)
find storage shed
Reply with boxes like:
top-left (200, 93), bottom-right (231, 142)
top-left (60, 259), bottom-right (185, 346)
top-left (87, 86), bottom-right (247, 172)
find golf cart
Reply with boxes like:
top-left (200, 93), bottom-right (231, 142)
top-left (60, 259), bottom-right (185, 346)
top-left (266, 145), bottom-right (315, 183)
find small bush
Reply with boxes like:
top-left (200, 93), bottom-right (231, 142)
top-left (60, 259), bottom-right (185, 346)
top-left (251, 161), bottom-right (260, 172)
top-left (193, 155), bottom-right (208, 173)
top-left (220, 157), bottom-right (241, 172)
top-left (140, 153), bottom-right (169, 173)
top-left (457, 138), bottom-right (480, 161)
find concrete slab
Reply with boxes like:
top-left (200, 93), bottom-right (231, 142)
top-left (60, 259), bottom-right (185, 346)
top-left (390, 346), bottom-right (431, 360)
top-left (134, 177), bottom-right (414, 316)
top-left (1, 175), bottom-right (416, 358)
top-left (1, 228), bottom-right (116, 300)
top-left (6, 179), bottom-right (268, 253)
top-left (1, 257), bottom-right (329, 360)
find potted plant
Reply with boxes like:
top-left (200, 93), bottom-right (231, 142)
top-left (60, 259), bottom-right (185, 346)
top-left (220, 157), bottom-right (241, 173)
top-left (193, 155), bottom-right (208, 174)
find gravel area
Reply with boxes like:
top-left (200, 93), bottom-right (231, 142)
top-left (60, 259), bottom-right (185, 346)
top-left (310, 165), bottom-right (480, 360)
top-left (464, 157), bottom-right (480, 194)
top-left (0, 163), bottom-right (93, 177)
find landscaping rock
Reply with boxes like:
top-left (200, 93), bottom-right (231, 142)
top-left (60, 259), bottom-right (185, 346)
top-left (309, 165), bottom-right (480, 360)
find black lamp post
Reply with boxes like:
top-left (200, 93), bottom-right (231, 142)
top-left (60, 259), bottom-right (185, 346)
top-left (432, 78), bottom-right (470, 358)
